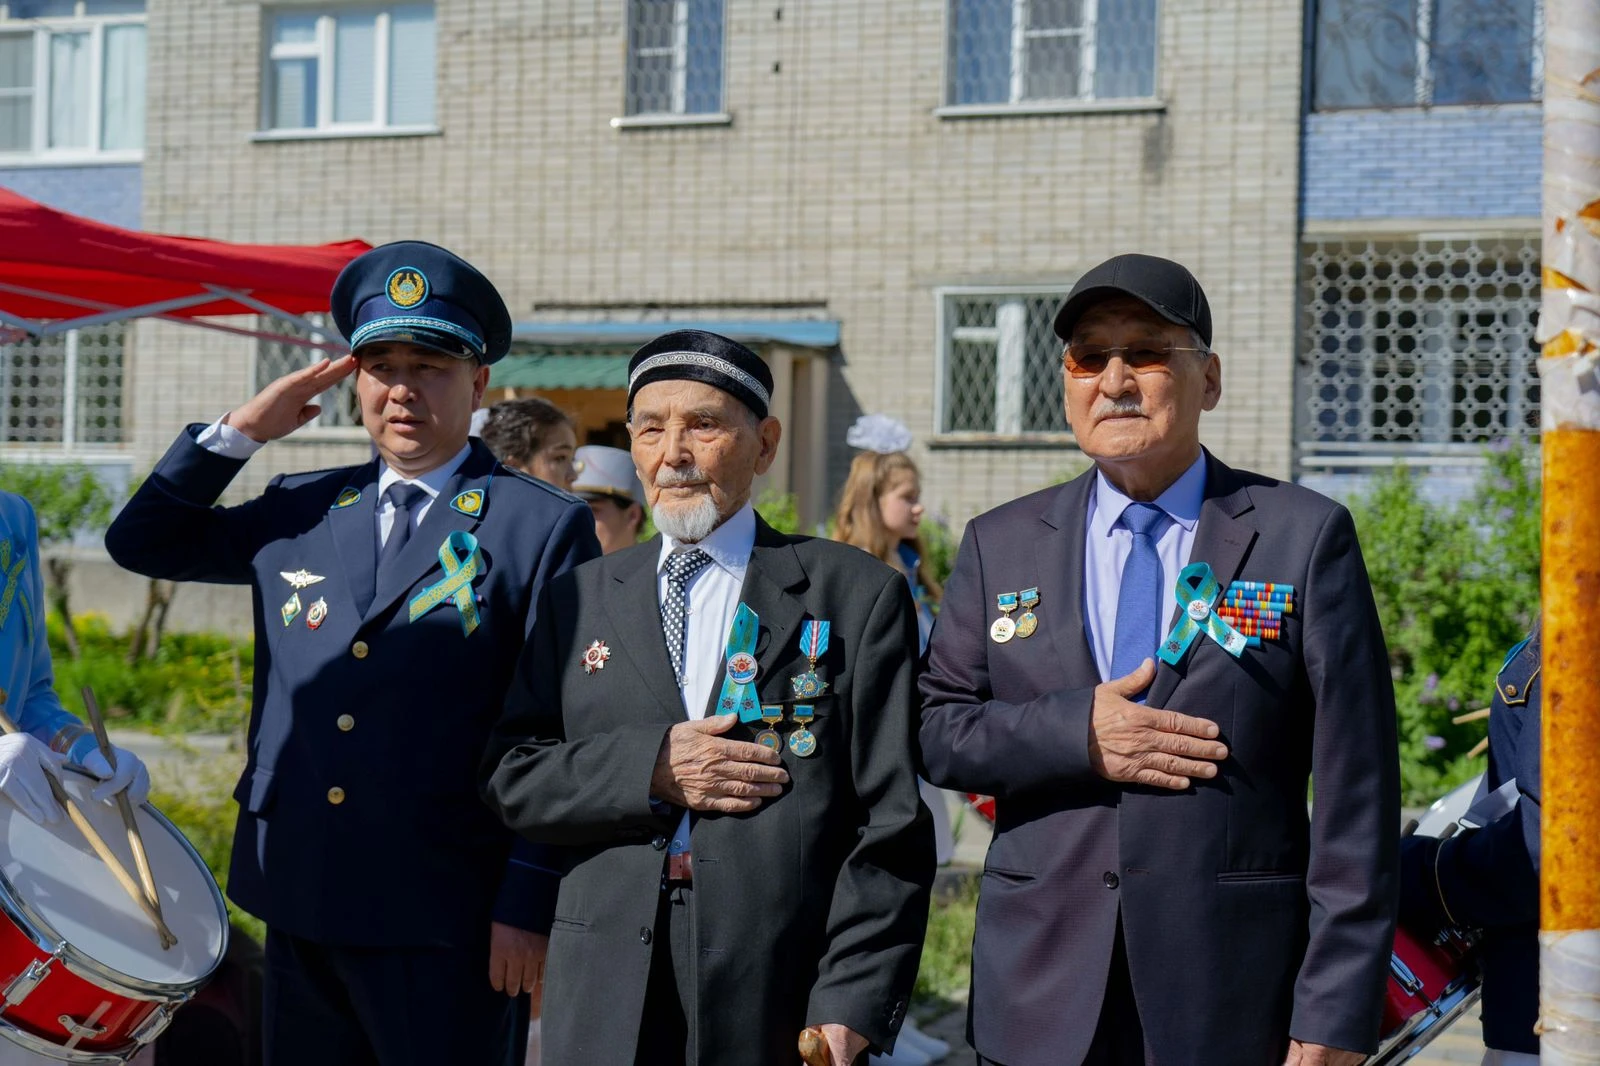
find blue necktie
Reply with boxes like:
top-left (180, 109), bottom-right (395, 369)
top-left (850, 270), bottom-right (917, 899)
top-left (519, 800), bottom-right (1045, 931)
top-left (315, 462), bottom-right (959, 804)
top-left (1110, 502), bottom-right (1169, 687)
top-left (376, 482), bottom-right (427, 588)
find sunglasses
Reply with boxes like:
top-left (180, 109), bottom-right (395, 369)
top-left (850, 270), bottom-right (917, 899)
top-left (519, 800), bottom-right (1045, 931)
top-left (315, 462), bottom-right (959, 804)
top-left (1062, 343), bottom-right (1211, 379)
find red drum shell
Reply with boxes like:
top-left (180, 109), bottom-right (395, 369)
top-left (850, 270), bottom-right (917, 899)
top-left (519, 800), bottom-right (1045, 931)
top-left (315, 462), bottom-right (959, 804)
top-left (966, 793), bottom-right (995, 823)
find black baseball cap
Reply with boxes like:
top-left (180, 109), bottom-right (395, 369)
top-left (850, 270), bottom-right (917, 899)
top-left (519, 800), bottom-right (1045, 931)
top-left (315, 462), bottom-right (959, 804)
top-left (1052, 253), bottom-right (1213, 347)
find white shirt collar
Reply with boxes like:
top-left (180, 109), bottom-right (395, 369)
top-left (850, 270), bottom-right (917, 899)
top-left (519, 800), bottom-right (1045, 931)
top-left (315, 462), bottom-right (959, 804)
top-left (658, 503), bottom-right (757, 580)
top-left (1088, 452), bottom-right (1208, 539)
top-left (376, 442), bottom-right (473, 503)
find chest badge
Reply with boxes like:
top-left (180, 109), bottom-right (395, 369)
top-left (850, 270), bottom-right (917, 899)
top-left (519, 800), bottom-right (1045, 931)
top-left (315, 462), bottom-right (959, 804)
top-left (790, 620), bottom-right (830, 699)
top-left (990, 592), bottom-right (1018, 644)
top-left (451, 490), bottom-right (484, 518)
top-left (281, 593), bottom-right (303, 627)
top-left (332, 488), bottom-right (362, 510)
top-left (280, 569), bottom-right (326, 590)
top-left (582, 639), bottom-right (611, 675)
top-left (306, 598), bottom-right (329, 630)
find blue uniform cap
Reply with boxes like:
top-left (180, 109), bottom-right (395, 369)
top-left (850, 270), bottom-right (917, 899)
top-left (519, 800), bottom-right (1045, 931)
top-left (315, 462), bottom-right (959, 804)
top-left (331, 240), bottom-right (513, 364)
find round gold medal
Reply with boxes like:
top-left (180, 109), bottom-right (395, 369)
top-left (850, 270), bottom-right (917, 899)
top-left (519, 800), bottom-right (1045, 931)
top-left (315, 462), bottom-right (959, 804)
top-left (755, 729), bottom-right (782, 752)
top-left (1015, 611), bottom-right (1038, 639)
top-left (990, 616), bottom-right (1016, 644)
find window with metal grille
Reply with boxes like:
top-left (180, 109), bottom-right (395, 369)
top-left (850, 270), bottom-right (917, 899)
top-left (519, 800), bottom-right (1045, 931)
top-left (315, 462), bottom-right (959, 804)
top-left (1311, 0), bottom-right (1541, 109)
top-left (1297, 235), bottom-right (1540, 470)
top-left (938, 290), bottom-right (1068, 436)
top-left (261, 4), bottom-right (435, 134)
top-left (0, 326), bottom-right (125, 446)
top-left (256, 316), bottom-right (361, 429)
top-left (625, 0), bottom-right (724, 117)
top-left (946, 0), bottom-right (1157, 107)
top-left (0, 0), bottom-right (146, 160)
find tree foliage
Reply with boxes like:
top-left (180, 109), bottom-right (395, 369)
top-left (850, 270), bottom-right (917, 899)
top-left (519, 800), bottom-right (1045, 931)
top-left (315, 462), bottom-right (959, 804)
top-left (0, 464), bottom-right (113, 658)
top-left (1349, 444), bottom-right (1540, 805)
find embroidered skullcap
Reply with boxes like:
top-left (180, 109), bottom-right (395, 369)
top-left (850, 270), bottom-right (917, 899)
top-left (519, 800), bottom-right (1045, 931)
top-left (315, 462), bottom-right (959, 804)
top-left (626, 329), bottom-right (774, 419)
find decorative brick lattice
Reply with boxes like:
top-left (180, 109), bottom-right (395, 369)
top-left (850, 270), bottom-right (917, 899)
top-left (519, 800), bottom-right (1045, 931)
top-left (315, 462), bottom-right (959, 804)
top-left (0, 327), bottom-right (125, 446)
top-left (1298, 236), bottom-right (1540, 459)
top-left (940, 292), bottom-right (1066, 436)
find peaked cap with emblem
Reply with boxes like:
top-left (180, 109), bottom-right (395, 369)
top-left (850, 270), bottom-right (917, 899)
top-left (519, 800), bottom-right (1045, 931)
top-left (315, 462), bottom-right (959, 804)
top-left (331, 240), bottom-right (514, 364)
top-left (626, 329), bottom-right (775, 419)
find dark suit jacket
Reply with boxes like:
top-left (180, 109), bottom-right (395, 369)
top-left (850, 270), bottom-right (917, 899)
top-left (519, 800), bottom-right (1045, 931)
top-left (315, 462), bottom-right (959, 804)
top-left (106, 428), bottom-right (597, 947)
top-left (482, 516), bottom-right (935, 1066)
top-left (919, 455), bottom-right (1400, 1066)
top-left (1401, 626), bottom-right (1541, 1053)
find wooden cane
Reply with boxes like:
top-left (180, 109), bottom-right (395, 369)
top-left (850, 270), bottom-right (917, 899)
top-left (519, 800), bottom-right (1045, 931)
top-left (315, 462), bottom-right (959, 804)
top-left (0, 703), bottom-right (177, 948)
top-left (798, 1026), bottom-right (836, 1066)
top-left (81, 686), bottom-right (174, 950)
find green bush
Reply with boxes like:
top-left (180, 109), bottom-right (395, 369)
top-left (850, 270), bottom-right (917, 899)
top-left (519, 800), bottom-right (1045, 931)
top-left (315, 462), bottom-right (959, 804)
top-left (913, 878), bottom-right (978, 1015)
top-left (1349, 444), bottom-right (1540, 805)
top-left (46, 613), bottom-right (252, 734)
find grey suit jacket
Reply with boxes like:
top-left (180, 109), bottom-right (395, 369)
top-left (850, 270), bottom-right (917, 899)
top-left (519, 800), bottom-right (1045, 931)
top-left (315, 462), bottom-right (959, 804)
top-left (919, 454), bottom-right (1400, 1066)
top-left (483, 516), bottom-right (935, 1066)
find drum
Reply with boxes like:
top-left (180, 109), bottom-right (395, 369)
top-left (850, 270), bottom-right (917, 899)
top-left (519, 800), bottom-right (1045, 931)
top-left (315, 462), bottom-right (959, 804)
top-left (965, 793), bottom-right (995, 824)
top-left (0, 769), bottom-right (228, 1063)
top-left (1366, 773), bottom-right (1486, 1065)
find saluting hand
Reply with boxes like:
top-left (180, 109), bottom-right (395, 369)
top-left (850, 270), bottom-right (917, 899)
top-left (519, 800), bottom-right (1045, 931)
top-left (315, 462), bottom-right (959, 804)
top-left (650, 713), bottom-right (790, 813)
top-left (1087, 658), bottom-right (1229, 790)
top-left (226, 354), bottom-right (358, 443)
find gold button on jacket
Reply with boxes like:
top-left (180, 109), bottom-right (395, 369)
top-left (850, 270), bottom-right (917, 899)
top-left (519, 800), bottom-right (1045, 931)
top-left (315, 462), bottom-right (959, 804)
top-left (336, 714), bottom-right (355, 732)
top-left (351, 641), bottom-right (369, 659)
top-left (327, 787), bottom-right (346, 805)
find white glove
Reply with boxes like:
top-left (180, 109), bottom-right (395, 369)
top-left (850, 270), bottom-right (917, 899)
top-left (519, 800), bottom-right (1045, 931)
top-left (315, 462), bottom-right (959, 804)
top-left (0, 734), bottom-right (66, 824)
top-left (81, 746), bottom-right (152, 807)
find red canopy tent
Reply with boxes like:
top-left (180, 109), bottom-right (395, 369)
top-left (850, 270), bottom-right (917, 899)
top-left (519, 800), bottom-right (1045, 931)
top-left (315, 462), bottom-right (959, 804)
top-left (0, 188), bottom-right (370, 349)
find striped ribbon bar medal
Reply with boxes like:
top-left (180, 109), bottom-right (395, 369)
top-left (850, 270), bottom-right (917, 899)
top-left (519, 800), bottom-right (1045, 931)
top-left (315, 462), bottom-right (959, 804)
top-left (1215, 580), bottom-right (1296, 647)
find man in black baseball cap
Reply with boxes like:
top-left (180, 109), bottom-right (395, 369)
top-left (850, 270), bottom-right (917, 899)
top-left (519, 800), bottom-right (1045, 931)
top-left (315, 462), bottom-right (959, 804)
top-left (920, 253), bottom-right (1399, 1066)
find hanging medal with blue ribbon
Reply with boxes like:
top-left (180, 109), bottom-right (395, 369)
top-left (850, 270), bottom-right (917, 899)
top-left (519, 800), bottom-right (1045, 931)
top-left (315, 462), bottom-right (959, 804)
top-left (791, 620), bottom-right (830, 699)
top-left (408, 531), bottom-right (484, 637)
top-left (1159, 562), bottom-right (1250, 665)
top-left (714, 603), bottom-right (762, 723)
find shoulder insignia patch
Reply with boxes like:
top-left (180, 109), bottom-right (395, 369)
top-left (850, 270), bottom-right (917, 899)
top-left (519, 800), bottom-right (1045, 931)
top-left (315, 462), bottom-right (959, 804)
top-left (451, 489), bottom-right (485, 517)
top-left (332, 487), bottom-right (362, 510)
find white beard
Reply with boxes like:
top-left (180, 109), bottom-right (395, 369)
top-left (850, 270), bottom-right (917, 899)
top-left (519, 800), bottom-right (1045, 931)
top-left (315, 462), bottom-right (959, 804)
top-left (653, 494), bottom-right (722, 543)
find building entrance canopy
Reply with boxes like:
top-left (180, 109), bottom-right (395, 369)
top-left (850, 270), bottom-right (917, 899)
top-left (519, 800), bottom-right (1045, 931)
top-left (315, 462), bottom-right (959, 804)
top-left (0, 188), bottom-right (370, 350)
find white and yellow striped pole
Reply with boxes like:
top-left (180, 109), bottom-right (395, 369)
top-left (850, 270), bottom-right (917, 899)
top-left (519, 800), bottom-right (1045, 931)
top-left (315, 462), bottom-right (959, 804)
top-left (1540, 1), bottom-right (1600, 1062)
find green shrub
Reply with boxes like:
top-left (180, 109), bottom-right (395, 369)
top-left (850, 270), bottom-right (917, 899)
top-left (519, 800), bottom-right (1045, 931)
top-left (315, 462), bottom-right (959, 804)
top-left (913, 878), bottom-right (978, 1014)
top-left (46, 613), bottom-right (251, 734)
top-left (1350, 444), bottom-right (1539, 805)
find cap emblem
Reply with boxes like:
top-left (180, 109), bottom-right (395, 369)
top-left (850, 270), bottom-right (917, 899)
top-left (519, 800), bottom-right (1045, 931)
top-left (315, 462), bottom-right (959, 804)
top-left (386, 268), bottom-right (429, 309)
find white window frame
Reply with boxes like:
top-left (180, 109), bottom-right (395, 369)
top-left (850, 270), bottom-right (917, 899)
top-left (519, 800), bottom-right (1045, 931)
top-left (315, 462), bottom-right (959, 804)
top-left (258, 5), bottom-right (436, 138)
top-left (0, 325), bottom-right (129, 452)
top-left (934, 285), bottom-right (1074, 443)
top-left (0, 2), bottom-right (145, 165)
top-left (1009, 0), bottom-right (1096, 104)
top-left (633, 0), bottom-right (689, 115)
top-left (618, 0), bottom-right (728, 124)
top-left (1410, 0), bottom-right (1544, 105)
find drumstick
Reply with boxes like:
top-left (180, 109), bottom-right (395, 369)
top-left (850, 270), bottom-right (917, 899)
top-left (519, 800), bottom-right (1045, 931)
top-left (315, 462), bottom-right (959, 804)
top-left (81, 686), bottom-right (173, 950)
top-left (0, 705), bottom-right (178, 949)
top-left (798, 1027), bottom-right (835, 1066)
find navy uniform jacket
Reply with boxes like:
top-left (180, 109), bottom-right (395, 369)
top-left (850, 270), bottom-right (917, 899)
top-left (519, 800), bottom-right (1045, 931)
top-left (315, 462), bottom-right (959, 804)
top-left (105, 427), bottom-right (597, 947)
top-left (919, 456), bottom-right (1400, 1066)
top-left (1400, 626), bottom-right (1541, 1054)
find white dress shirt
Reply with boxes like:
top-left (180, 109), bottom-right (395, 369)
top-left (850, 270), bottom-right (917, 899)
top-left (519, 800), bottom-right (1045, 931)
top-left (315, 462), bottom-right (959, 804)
top-left (1082, 452), bottom-right (1208, 680)
top-left (655, 503), bottom-right (757, 855)
top-left (197, 417), bottom-right (471, 548)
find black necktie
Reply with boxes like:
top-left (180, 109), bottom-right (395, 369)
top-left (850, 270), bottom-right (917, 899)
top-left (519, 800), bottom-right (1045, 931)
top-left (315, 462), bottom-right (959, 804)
top-left (661, 549), bottom-right (713, 686)
top-left (376, 482), bottom-right (427, 587)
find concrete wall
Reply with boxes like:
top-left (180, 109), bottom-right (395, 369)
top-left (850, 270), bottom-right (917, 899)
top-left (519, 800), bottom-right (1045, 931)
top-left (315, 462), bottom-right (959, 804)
top-left (136, 0), bottom-right (1305, 532)
top-left (0, 165), bottom-right (142, 228)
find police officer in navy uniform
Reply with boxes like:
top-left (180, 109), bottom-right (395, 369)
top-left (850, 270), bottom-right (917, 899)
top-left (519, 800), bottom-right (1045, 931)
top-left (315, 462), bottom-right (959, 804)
top-left (1400, 625), bottom-right (1542, 1066)
top-left (105, 242), bottom-right (599, 1066)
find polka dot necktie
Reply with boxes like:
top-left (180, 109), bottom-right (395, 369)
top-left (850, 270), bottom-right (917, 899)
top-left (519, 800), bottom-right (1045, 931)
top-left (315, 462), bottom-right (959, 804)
top-left (1111, 502), bottom-right (1169, 696)
top-left (661, 549), bottom-right (713, 687)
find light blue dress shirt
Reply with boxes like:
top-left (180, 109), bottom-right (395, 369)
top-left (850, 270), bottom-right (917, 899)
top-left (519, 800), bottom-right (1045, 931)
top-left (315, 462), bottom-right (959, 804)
top-left (1083, 453), bottom-right (1208, 681)
top-left (0, 493), bottom-right (99, 763)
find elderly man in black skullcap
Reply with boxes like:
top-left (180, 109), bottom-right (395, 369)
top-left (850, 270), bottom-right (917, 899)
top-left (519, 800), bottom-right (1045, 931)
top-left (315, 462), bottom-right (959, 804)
top-left (483, 329), bottom-right (935, 1066)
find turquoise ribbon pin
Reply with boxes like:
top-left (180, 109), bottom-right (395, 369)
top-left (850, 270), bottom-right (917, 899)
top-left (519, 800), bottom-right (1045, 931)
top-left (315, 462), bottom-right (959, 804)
top-left (408, 531), bottom-right (483, 637)
top-left (714, 603), bottom-right (762, 723)
top-left (1158, 562), bottom-right (1249, 665)
top-left (0, 540), bottom-right (31, 643)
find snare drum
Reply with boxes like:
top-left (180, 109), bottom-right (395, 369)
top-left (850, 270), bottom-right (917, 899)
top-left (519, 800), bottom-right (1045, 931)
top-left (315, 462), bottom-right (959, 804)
top-left (0, 769), bottom-right (228, 1063)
